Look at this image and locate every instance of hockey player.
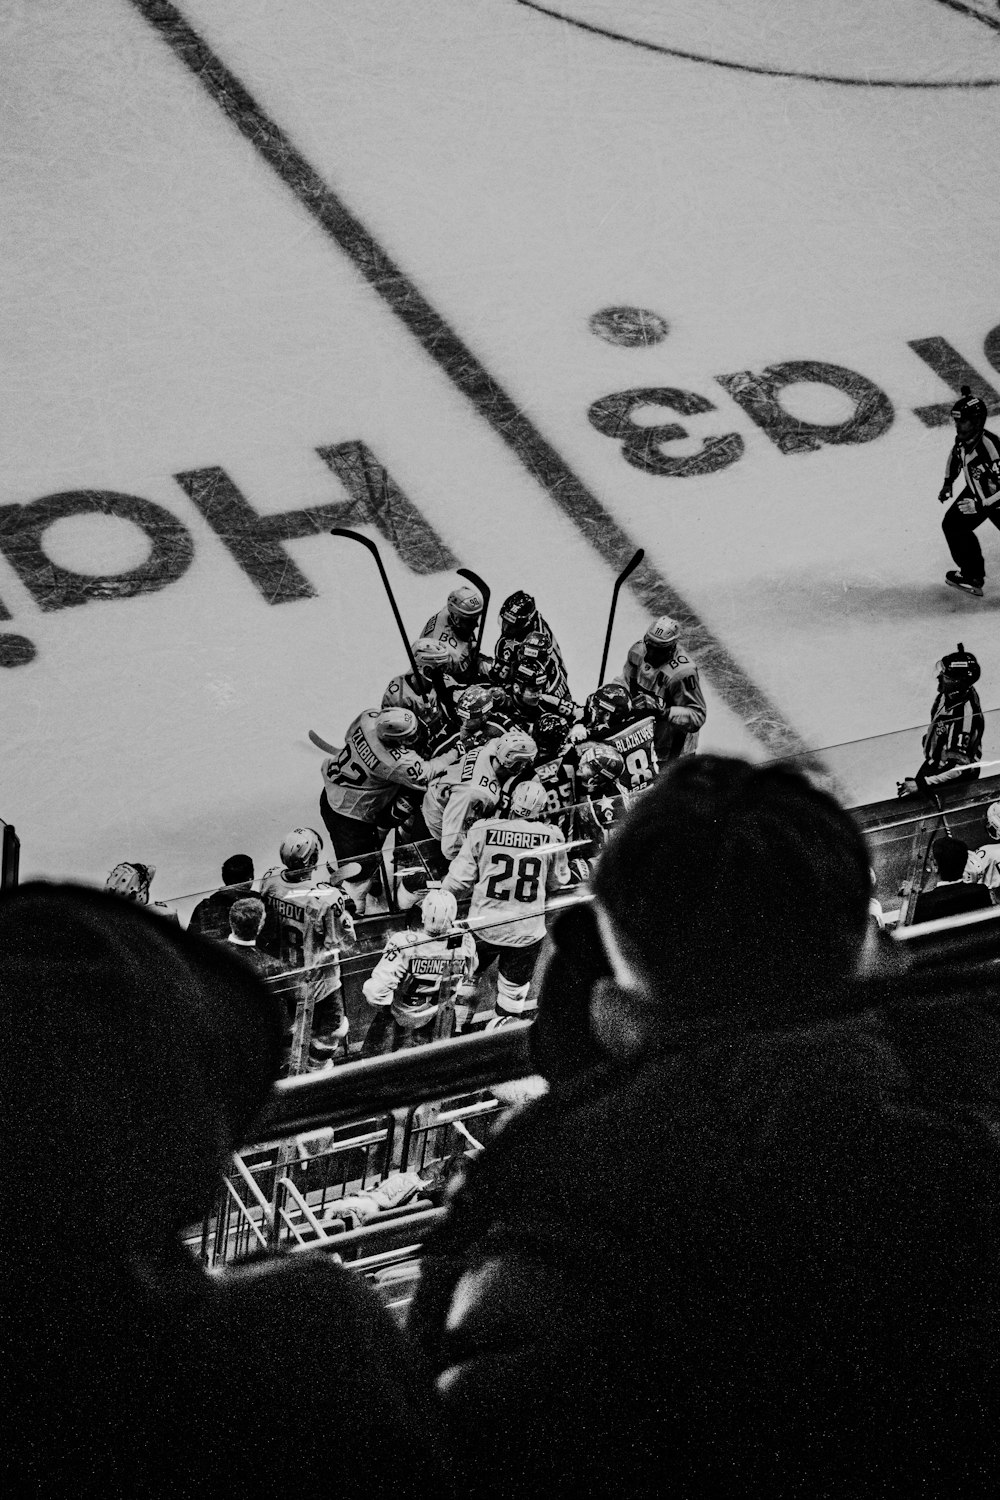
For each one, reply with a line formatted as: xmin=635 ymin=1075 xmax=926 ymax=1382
xmin=259 ymin=828 xmax=357 ymax=1072
xmin=569 ymin=683 xmax=659 ymax=792
xmin=618 ymin=617 xmax=706 ymax=766
xmin=420 ymin=584 xmax=485 ymax=683
xmin=897 ymin=645 xmax=984 ymax=798
xmin=531 ymin=712 xmax=578 ymax=826
xmin=361 ymin=888 xmax=478 ymax=1054
xmin=381 ymin=636 xmax=463 ymax=744
xmin=938 ymin=386 xmax=1000 ymax=597
xmin=105 ymin=862 xmax=179 ymax=923
xmin=443 ymin=778 xmax=570 ymax=1021
xmin=435 ymin=683 xmax=516 ymax=757
xmin=508 ymin=652 xmax=576 ymax=733
xmin=423 ymin=728 xmax=538 ymax=862
xmin=492 ymin=593 xmax=568 ymax=691
xmin=963 ymin=801 xmax=1000 ymax=900
xmin=320 ymin=707 xmax=458 ymax=912
xmin=569 ymin=743 xmax=633 ymax=882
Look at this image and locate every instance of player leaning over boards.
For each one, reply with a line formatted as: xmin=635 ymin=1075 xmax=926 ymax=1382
xmin=320 ymin=707 xmax=458 ymax=914
xmin=361 ymin=889 xmax=478 ymax=1055
xmin=897 ymin=645 xmax=984 ymax=799
xmin=616 ymin=616 xmax=707 ymax=767
xmin=939 ymin=385 xmax=1000 ymax=597
xmin=443 ymin=778 xmax=569 ymax=1022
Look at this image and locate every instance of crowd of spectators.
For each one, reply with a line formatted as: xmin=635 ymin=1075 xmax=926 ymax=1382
xmin=8 ymin=751 xmax=1000 ymax=1493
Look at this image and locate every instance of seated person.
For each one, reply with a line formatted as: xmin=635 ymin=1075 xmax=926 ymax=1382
xmin=187 ymin=853 xmax=256 ymax=939
xmin=409 ymin=756 xmax=1000 ymax=1497
xmin=912 ymin=835 xmax=994 ymax=924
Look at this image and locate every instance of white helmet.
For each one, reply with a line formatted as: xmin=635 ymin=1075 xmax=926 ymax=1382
xmin=411 ymin=636 xmax=458 ymax=672
xmin=279 ymin=827 xmax=322 ymax=872
xmin=509 ymin=779 xmax=548 ymax=820
xmin=495 ymin=730 xmax=537 ymax=771
xmin=421 ymin=887 xmax=458 ymax=935
xmin=105 ymin=862 xmax=154 ymax=903
xmin=987 ymin=801 xmax=1000 ymax=841
xmin=376 ymin=707 xmax=421 ymax=744
xmin=644 ymin=615 xmax=680 ymax=651
xmin=447 ymin=584 xmax=484 ymax=619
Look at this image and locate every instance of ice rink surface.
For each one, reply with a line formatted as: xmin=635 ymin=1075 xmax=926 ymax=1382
xmin=3 ymin=0 xmax=1000 ymax=896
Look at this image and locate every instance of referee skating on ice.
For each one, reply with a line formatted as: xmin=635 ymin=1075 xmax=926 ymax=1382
xmin=940 ymin=386 xmax=1000 ymax=597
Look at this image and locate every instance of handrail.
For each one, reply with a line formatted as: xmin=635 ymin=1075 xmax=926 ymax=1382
xmin=244 ymin=1022 xmax=535 ymax=1147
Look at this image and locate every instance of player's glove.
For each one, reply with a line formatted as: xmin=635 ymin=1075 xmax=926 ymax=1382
xmin=568 ymin=856 xmax=592 ymax=885
xmin=567 ymin=723 xmax=589 ymax=745
xmin=896 ymin=778 xmax=919 ymax=798
xmin=957 ymin=495 xmax=979 ymax=516
xmin=667 ymin=705 xmax=702 ymax=729
xmin=938 ymin=488 xmax=950 ymax=505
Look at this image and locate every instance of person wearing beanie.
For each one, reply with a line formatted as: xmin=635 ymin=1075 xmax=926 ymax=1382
xmin=0 ymin=883 xmax=455 ymax=1497
xmin=187 ymin=853 xmax=256 ymax=940
xmin=409 ymin=756 xmax=1000 ymax=1497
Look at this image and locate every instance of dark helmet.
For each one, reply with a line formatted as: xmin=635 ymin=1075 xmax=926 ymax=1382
xmin=511 ymin=659 xmax=546 ymax=705
xmin=584 ymin=683 xmax=632 ymax=737
xmin=498 ymin=591 xmax=538 ymax=640
xmin=936 ymin=642 xmax=981 ymax=691
xmin=456 ymin=683 xmax=504 ymax=722
xmin=517 ymin=630 xmax=552 ymax=668
xmin=534 ymin=713 xmax=570 ymax=761
xmin=951 ymin=385 xmax=988 ymax=444
xmin=578 ymin=742 xmax=626 ymax=793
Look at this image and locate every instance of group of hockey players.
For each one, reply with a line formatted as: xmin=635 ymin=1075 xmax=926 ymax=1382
xmin=99 ymin=591 xmax=706 ymax=1065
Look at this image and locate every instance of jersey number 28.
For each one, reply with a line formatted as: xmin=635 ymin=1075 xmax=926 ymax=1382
xmin=485 ymin=853 xmax=541 ymax=904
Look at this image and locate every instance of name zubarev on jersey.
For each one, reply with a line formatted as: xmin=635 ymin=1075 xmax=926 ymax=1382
xmin=485 ymin=828 xmax=553 ymax=851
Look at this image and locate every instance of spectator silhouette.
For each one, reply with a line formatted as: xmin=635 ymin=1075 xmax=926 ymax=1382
xmin=187 ymin=853 xmax=255 ymax=939
xmin=0 ymin=882 xmax=454 ymax=1497
xmin=410 ymin=755 xmax=1000 ymax=1497
xmin=912 ymin=836 xmax=993 ymax=925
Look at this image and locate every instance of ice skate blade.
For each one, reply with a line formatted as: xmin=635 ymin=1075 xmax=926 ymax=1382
xmin=945 ymin=574 xmax=984 ymax=598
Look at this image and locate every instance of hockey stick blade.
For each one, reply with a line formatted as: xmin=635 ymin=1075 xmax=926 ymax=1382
xmin=598 ymin=548 xmax=644 ymax=689
xmin=308 ymin=729 xmax=341 ymax=755
xmin=456 ymin=566 xmax=491 ymax=660
xmin=331 ymin=527 xmax=420 ymax=679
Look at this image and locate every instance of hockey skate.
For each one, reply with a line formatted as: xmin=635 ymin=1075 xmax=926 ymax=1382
xmin=945 ymin=570 xmax=983 ymax=597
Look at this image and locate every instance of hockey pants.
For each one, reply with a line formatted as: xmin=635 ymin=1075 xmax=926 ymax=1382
xmin=942 ymin=498 xmax=1000 ymax=585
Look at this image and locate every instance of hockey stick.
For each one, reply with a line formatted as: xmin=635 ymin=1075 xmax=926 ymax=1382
xmin=456 ymin=567 xmax=491 ymax=661
xmin=331 ymin=527 xmax=420 ymax=680
xmin=597 ymin=548 xmax=644 ymax=689
xmin=308 ymin=728 xmax=341 ymax=755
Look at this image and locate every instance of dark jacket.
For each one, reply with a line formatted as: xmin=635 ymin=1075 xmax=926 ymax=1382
xmin=186 ymin=879 xmax=257 ymax=940
xmin=912 ymin=879 xmax=993 ymax=925
xmin=409 ymin=987 xmax=1000 ymax=1497
xmin=0 ymin=883 xmax=453 ymax=1498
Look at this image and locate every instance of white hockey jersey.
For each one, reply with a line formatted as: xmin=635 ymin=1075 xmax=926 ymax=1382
xmin=259 ymin=868 xmax=356 ymax=1002
xmin=362 ymin=926 xmax=478 ymax=1027
xmin=444 ymin=813 xmax=570 ymax=947
xmin=322 ymin=709 xmax=447 ymax=823
xmin=423 ymin=737 xmax=505 ymax=859
xmin=964 ymin=843 xmax=1000 ymax=896
xmin=421 ymin=607 xmax=477 ymax=681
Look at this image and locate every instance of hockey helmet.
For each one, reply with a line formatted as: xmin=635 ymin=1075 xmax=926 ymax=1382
xmin=951 ymin=385 xmax=988 ymax=443
xmin=495 ymin=729 xmax=537 ymax=771
xmin=517 ymin=630 xmax=552 ymax=668
xmin=280 ymin=827 xmax=323 ymax=873
xmin=498 ymin=591 xmax=538 ymax=640
xmin=105 ymin=861 xmax=154 ymax=903
xmin=421 ymin=886 xmax=458 ymax=935
xmin=577 ymin=742 xmax=625 ymax=792
xmin=511 ymin=659 xmax=546 ymax=703
xmin=456 ymin=683 xmax=501 ymax=721
xmin=936 ymin=642 xmax=981 ymax=690
xmin=509 ymin=779 xmax=549 ymax=820
xmin=534 ymin=712 xmax=569 ymax=761
xmin=986 ymin=802 xmax=1000 ymax=842
xmin=584 ymin=682 xmax=632 ymax=736
xmin=644 ymin=616 xmax=680 ymax=652
xmin=411 ymin=636 xmax=458 ymax=672
xmin=376 ymin=707 xmax=421 ymax=744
